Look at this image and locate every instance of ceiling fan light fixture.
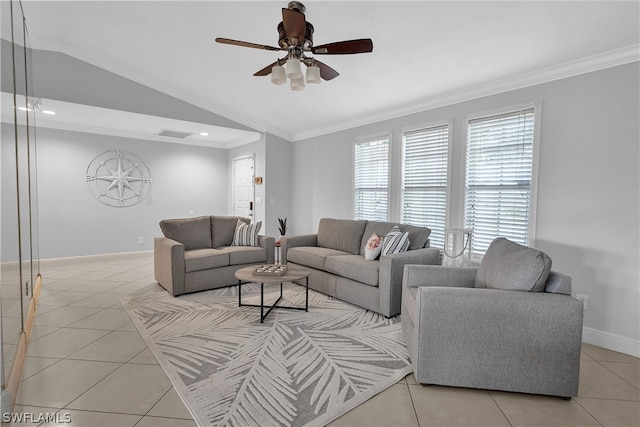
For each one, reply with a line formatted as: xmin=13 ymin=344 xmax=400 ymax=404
xmin=306 ymin=64 xmax=321 ymax=84
xmin=271 ymin=64 xmax=287 ymax=85
xmin=290 ymin=76 xmax=305 ymax=91
xmin=286 ymin=57 xmax=303 ymax=80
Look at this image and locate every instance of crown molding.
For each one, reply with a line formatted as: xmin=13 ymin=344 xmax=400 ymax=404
xmin=26 ymin=39 xmax=639 ymax=144
xmin=290 ymin=44 xmax=640 ymax=142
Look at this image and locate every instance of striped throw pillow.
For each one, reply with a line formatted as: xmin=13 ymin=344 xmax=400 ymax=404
xmin=381 ymin=225 xmax=410 ymax=255
xmin=231 ymin=220 xmax=262 ymax=247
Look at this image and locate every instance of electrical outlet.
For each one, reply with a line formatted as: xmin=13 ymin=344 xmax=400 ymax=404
xmin=138 ymin=237 xmax=144 ymax=245
xmin=576 ymin=293 xmax=588 ymax=310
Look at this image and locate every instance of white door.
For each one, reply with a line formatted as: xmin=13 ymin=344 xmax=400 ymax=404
xmin=233 ymin=156 xmax=255 ymax=219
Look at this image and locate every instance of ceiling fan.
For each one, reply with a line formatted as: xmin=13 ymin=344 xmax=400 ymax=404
xmin=215 ymin=1 xmax=373 ymax=90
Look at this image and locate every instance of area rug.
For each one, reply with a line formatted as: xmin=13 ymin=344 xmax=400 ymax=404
xmin=121 ymin=283 xmax=412 ymax=427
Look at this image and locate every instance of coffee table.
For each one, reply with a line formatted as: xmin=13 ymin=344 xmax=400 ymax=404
xmin=235 ymin=265 xmax=310 ymax=323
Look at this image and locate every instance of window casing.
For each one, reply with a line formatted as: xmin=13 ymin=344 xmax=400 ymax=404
xmin=401 ymin=124 xmax=449 ymax=248
xmin=354 ymin=136 xmax=390 ymax=221
xmin=464 ymin=108 xmax=536 ymax=255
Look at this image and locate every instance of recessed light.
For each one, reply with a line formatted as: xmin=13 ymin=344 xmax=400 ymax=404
xmin=17 ymin=106 xmax=33 ymax=112
xmin=199 ymin=132 xmax=209 ymax=136
xmin=42 ymin=110 xmax=56 ymax=115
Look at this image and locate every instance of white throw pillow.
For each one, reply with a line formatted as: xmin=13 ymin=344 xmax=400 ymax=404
xmin=231 ymin=220 xmax=262 ymax=246
xmin=381 ymin=225 xmax=410 ymax=255
xmin=364 ymin=233 xmax=383 ymax=261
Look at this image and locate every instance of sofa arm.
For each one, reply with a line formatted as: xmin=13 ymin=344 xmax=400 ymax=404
xmin=154 ymin=237 xmax=186 ymax=296
xmin=281 ymin=234 xmax=318 ymax=263
xmin=414 ymin=287 xmax=583 ymax=397
xmin=259 ymin=235 xmax=276 ymax=264
xmin=403 ymin=265 xmax=477 ymax=289
xmin=378 ymin=247 xmax=441 ymax=317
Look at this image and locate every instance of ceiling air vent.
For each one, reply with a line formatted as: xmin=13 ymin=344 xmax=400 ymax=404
xmin=156 ymin=129 xmax=194 ymax=139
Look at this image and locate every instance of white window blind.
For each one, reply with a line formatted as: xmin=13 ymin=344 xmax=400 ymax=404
xmin=354 ymin=137 xmax=389 ymax=221
xmin=465 ymin=108 xmax=535 ymax=255
xmin=401 ymin=125 xmax=449 ymax=248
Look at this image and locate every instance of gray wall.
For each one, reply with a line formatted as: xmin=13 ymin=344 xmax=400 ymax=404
xmin=1 ymin=125 xmax=229 ymax=260
xmin=290 ymin=63 xmax=640 ymax=355
xmin=0 ymin=40 xmax=254 ymax=132
xmin=265 ymin=133 xmax=292 ymax=238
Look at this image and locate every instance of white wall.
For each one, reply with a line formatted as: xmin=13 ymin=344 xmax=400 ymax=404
xmin=291 ymin=63 xmax=640 ymax=356
xmin=1 ymin=126 xmax=229 ymax=260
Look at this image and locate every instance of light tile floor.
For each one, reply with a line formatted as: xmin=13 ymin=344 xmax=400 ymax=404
xmin=2 ymin=252 xmax=638 ymax=427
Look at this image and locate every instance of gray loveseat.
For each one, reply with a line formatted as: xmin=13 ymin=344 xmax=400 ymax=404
xmin=401 ymin=237 xmax=583 ymax=398
xmin=154 ymin=215 xmax=274 ymax=296
xmin=282 ymin=218 xmax=441 ymax=317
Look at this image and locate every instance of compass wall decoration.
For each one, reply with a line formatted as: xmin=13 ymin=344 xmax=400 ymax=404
xmin=85 ymin=150 xmax=152 ymax=208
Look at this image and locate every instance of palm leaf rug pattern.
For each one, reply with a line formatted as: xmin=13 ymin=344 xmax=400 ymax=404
xmin=121 ymin=284 xmax=412 ymax=427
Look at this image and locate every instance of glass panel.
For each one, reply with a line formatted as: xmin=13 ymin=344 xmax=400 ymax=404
xmin=1 ymin=0 xmax=40 ymax=397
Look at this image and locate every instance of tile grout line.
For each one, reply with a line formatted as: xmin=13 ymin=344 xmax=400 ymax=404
xmin=486 ymin=390 xmax=514 ymax=427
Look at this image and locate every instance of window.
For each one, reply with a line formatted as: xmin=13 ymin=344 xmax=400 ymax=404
xmin=465 ymin=108 xmax=535 ymax=255
xmin=401 ymin=124 xmax=449 ymax=248
xmin=354 ymin=136 xmax=389 ymax=221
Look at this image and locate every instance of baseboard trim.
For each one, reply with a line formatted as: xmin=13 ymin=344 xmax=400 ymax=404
xmin=582 ymin=326 xmax=640 ymax=358
xmin=1 ymin=250 xmax=153 ymax=267
xmin=6 ymin=274 xmax=42 ymax=409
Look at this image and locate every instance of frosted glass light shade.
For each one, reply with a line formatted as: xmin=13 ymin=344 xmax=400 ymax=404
xmin=306 ymin=65 xmax=321 ymax=84
xmin=290 ymin=76 xmax=305 ymax=91
xmin=286 ymin=58 xmax=303 ymax=80
xmin=271 ymin=65 xmax=286 ymax=85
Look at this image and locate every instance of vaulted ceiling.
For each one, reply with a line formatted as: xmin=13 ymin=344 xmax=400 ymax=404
xmin=13 ymin=1 xmax=640 ymax=142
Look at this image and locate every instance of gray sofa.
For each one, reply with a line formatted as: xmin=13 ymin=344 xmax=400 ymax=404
xmin=401 ymin=237 xmax=583 ymax=398
xmin=282 ymin=218 xmax=441 ymax=317
xmin=154 ymin=215 xmax=274 ymax=296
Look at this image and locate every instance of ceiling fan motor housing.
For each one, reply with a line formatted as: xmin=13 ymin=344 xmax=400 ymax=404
xmin=277 ymin=21 xmax=314 ymax=49
xmin=287 ymin=1 xmax=306 ymax=14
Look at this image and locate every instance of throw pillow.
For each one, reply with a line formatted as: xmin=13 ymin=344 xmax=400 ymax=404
xmin=381 ymin=225 xmax=410 ymax=255
xmin=364 ymin=233 xmax=383 ymax=261
xmin=231 ymin=220 xmax=262 ymax=247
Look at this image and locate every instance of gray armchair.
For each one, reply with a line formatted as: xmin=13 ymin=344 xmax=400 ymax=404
xmin=401 ymin=238 xmax=583 ymax=398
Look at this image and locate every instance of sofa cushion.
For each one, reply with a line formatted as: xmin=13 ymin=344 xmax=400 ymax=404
xmin=360 ymin=221 xmax=431 ymax=254
xmin=381 ymin=225 xmax=410 ymax=255
xmin=184 ymin=248 xmax=229 ymax=272
xmin=317 ymin=218 xmax=367 ymax=255
xmin=212 ymin=216 xmax=250 ymax=248
xmin=287 ymin=246 xmax=351 ymax=270
xmin=475 ymin=238 xmax=552 ymax=292
xmin=160 ymin=216 xmax=212 ymax=250
xmin=401 ymin=224 xmax=432 ymax=250
xmin=364 ymin=233 xmax=383 ymax=261
xmin=231 ymin=220 xmax=262 ymax=246
xmin=217 ymin=246 xmax=267 ymax=265
xmin=325 ymin=255 xmax=379 ymax=287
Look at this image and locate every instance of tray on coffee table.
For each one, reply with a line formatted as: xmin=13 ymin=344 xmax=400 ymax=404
xmin=252 ymin=265 xmax=288 ymax=276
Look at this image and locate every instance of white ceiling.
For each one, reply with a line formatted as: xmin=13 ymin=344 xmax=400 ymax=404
xmin=13 ymin=1 xmax=640 ymax=143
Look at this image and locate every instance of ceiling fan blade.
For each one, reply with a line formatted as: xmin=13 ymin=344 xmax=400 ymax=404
xmin=282 ymin=8 xmax=306 ymax=45
xmin=254 ymin=56 xmax=289 ymax=76
xmin=215 ymin=37 xmax=282 ymax=52
xmin=313 ymin=59 xmax=340 ymax=81
xmin=312 ymin=39 xmax=374 ymax=55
